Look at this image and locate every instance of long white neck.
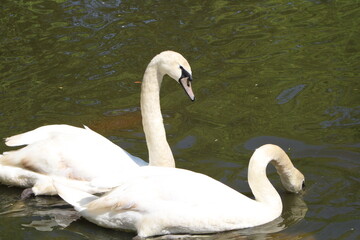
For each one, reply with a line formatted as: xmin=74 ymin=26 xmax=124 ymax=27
xmin=247 ymin=144 xmax=295 ymax=214
xmin=140 ymin=63 xmax=175 ymax=167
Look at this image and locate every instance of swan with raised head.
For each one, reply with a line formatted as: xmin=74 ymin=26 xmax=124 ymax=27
xmin=0 ymin=51 xmax=195 ymax=197
xmin=54 ymin=144 xmax=305 ymax=238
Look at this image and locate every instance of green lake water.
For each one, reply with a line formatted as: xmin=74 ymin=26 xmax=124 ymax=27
xmin=0 ymin=0 xmax=359 ymax=239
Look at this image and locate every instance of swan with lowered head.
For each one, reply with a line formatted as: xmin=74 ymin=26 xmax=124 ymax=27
xmin=0 ymin=51 xmax=195 ymax=197
xmin=55 ymin=144 xmax=305 ymax=238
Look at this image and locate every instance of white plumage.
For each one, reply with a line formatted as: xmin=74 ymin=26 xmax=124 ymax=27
xmin=55 ymin=144 xmax=305 ymax=238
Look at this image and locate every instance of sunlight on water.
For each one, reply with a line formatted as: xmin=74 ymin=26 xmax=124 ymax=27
xmin=0 ymin=0 xmax=359 ymax=239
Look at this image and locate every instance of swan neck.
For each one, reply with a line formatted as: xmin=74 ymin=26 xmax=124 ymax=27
xmin=140 ymin=63 xmax=175 ymax=167
xmin=248 ymin=145 xmax=284 ymax=212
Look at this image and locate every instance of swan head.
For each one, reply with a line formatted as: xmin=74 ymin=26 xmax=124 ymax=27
xmin=279 ymin=167 xmax=305 ymax=193
xmin=153 ymin=51 xmax=195 ymax=101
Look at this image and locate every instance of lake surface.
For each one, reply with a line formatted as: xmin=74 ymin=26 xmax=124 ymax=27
xmin=0 ymin=0 xmax=359 ymax=239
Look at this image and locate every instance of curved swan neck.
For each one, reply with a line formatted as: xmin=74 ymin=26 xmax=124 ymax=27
xmin=248 ymin=144 xmax=288 ymax=210
xmin=140 ymin=62 xmax=175 ymax=168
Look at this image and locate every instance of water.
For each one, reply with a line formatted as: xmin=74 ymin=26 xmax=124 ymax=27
xmin=0 ymin=0 xmax=359 ymax=239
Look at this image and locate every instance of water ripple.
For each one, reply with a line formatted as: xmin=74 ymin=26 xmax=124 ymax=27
xmin=103 ymin=107 xmax=139 ymax=116
xmin=276 ymin=84 xmax=306 ymax=104
xmin=321 ymin=106 xmax=360 ymax=128
xmin=61 ymin=0 xmax=124 ymax=31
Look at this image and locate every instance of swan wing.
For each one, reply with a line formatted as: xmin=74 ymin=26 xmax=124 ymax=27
xmin=1 ymin=125 xmax=145 ymax=179
xmin=54 ymin=180 xmax=99 ymax=212
xmin=0 ymin=125 xmax=147 ymax=195
xmin=5 ymin=125 xmax=85 ymax=146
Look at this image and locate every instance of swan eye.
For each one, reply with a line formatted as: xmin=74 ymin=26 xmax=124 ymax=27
xmin=302 ymin=180 xmax=306 ymax=189
xmin=179 ymin=65 xmax=192 ymax=82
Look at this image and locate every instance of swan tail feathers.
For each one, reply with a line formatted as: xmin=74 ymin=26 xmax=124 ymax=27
xmin=5 ymin=133 xmax=30 ymax=147
xmin=54 ymin=180 xmax=99 ymax=212
xmin=0 ymin=151 xmax=20 ymax=165
xmin=4 ymin=125 xmax=79 ymax=147
xmin=0 ymin=149 xmax=38 ymax=168
xmin=0 ymin=164 xmax=42 ymax=189
xmin=4 ymin=126 xmax=52 ymax=147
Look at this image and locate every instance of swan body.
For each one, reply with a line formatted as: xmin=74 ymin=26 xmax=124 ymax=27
xmin=55 ymin=144 xmax=305 ymax=238
xmin=0 ymin=51 xmax=195 ymax=196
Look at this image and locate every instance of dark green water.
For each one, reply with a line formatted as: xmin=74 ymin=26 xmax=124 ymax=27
xmin=0 ymin=0 xmax=359 ymax=239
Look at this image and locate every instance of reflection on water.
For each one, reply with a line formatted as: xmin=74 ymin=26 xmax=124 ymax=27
xmin=276 ymin=84 xmax=306 ymax=105
xmin=321 ymin=106 xmax=360 ymax=128
xmin=0 ymin=0 xmax=359 ymax=239
xmin=0 ymin=193 xmax=80 ymax=232
xmin=243 ymin=135 xmax=360 ymax=164
xmin=62 ymin=0 xmax=123 ymax=31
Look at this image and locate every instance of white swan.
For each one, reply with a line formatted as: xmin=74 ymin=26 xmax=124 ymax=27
xmin=0 ymin=51 xmax=195 ymax=197
xmin=54 ymin=144 xmax=305 ymax=238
